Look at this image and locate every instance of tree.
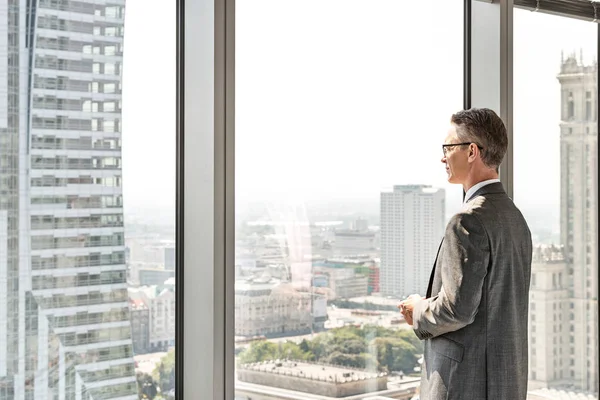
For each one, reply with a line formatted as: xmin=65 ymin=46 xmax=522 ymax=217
xmin=299 ymin=339 xmax=310 ymax=353
xmin=238 ymin=341 xmax=278 ymax=364
xmin=136 ymin=372 xmax=157 ymax=400
xmin=153 ymin=350 xmax=175 ymax=393
xmin=236 ymin=325 xmax=423 ymax=373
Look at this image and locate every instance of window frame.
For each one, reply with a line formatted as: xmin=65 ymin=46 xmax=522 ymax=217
xmin=177 ymin=0 xmax=599 ymax=398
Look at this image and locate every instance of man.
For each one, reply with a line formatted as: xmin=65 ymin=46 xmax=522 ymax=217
xmin=399 ymin=108 xmax=532 ymax=400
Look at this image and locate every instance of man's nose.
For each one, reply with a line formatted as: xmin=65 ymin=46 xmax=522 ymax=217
xmin=441 ymin=156 xmax=447 ymax=164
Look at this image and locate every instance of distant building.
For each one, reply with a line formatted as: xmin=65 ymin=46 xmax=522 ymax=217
xmin=527 ymin=388 xmax=599 ymax=400
xmin=380 ymin=185 xmax=445 ymax=298
xmin=139 ymin=268 xmax=175 ymax=286
xmin=130 ymin=299 xmax=151 ymax=355
xmin=165 ymin=246 xmax=175 ymax=270
xmin=353 ymin=217 xmax=370 ymax=232
xmin=129 ymin=285 xmax=176 ymax=352
xmin=235 ymin=278 xmax=327 ymax=337
xmin=313 ymin=266 xmax=369 ymax=300
xmin=557 ymin=55 xmax=598 ymax=393
xmin=237 ymin=360 xmax=388 ymax=398
xmin=333 ymin=230 xmax=376 ymax=256
xmin=528 ymin=245 xmax=570 ymax=389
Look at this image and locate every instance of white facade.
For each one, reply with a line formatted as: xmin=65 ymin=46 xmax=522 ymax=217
xmin=235 ymin=279 xmax=324 ymax=337
xmin=528 ymin=245 xmax=570 ymax=389
xmin=333 ymin=231 xmax=376 ymax=256
xmin=129 ymin=286 xmax=175 ymax=350
xmin=557 ymin=56 xmax=598 ymax=394
xmin=380 ymin=185 xmax=445 ymax=298
xmin=0 ymin=1 xmax=137 ymax=399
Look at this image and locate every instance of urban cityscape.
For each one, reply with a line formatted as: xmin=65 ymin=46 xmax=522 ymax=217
xmin=0 ymin=1 xmax=597 ymax=400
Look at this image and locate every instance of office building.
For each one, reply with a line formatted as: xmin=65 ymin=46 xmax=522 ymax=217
xmin=0 ymin=1 xmax=136 ymax=398
xmin=380 ymin=185 xmax=445 ymax=297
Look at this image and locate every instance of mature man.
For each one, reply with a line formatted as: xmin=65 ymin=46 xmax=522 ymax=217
xmin=399 ymin=108 xmax=532 ymax=399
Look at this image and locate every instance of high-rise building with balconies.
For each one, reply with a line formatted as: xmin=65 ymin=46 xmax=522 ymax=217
xmin=0 ymin=1 xmax=136 ymax=399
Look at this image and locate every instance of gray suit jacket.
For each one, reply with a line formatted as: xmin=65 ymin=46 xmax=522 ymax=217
xmin=412 ymin=182 xmax=532 ymax=400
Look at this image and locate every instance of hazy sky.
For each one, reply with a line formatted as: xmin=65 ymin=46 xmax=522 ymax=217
xmin=121 ymin=1 xmax=597 ymax=234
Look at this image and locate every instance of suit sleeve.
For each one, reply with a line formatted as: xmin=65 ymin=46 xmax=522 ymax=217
xmin=412 ymin=212 xmax=490 ymax=340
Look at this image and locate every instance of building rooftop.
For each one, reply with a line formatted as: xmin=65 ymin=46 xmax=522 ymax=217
xmin=527 ymin=388 xmax=599 ymax=400
xmin=532 ymin=244 xmax=565 ymax=263
xmin=239 ymin=360 xmax=385 ymax=383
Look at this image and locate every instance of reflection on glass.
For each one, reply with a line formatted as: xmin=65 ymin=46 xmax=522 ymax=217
xmin=235 ymin=1 xmax=462 ymax=399
xmin=514 ymin=9 xmax=599 ymax=397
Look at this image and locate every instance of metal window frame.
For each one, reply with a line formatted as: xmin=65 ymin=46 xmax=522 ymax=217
xmin=176 ymin=0 xmax=235 ymax=398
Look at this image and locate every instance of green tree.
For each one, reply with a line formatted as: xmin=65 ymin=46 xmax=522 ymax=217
xmin=299 ymin=339 xmax=310 ymax=353
xmin=236 ymin=325 xmax=423 ymax=373
xmin=238 ymin=341 xmax=278 ymax=364
xmin=153 ymin=350 xmax=175 ymax=393
xmin=136 ymin=372 xmax=157 ymax=400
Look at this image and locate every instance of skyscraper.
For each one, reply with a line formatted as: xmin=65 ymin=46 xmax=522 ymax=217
xmin=0 ymin=1 xmax=136 ymax=399
xmin=557 ymin=55 xmax=598 ymax=393
xmin=380 ymin=185 xmax=445 ymax=298
xmin=527 ymin=245 xmax=570 ymax=389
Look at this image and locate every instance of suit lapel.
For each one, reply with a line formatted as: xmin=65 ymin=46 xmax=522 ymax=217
xmin=426 ymin=238 xmax=444 ymax=298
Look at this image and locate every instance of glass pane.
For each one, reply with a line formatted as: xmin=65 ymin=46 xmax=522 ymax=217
xmin=235 ymin=1 xmax=462 ymax=398
xmin=0 ymin=0 xmax=175 ymax=399
xmin=514 ymin=9 xmax=599 ymax=397
xmin=123 ymin=0 xmax=176 ymax=399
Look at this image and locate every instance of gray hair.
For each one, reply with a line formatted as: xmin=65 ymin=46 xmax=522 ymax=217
xmin=450 ymin=108 xmax=508 ymax=170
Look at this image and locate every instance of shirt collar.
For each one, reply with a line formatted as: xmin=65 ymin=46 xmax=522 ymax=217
xmin=464 ymin=178 xmax=501 ymax=204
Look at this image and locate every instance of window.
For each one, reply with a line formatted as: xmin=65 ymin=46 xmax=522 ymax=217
xmin=514 ymin=9 xmax=598 ymax=394
xmin=104 ymin=63 xmax=115 ymax=75
xmin=0 ymin=0 xmax=175 ymax=398
xmin=586 ymin=91 xmax=592 ymax=120
xmin=104 ymin=83 xmax=116 ymax=94
xmin=235 ymin=1 xmax=462 ymax=398
xmin=568 ymin=92 xmax=575 ymax=118
xmin=105 ymin=45 xmax=116 ymax=56
xmin=104 ymin=102 xmax=116 ymax=112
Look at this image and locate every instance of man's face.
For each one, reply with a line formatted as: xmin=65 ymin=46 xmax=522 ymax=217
xmin=442 ymin=125 xmax=469 ymax=184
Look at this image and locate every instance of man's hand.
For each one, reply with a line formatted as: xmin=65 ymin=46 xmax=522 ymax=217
xmin=397 ymin=294 xmax=424 ymax=326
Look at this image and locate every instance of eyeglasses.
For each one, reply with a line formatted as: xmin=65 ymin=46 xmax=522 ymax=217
xmin=442 ymin=142 xmax=483 ymax=157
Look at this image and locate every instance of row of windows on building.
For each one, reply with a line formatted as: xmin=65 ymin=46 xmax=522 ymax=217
xmin=34 ymin=76 xmax=121 ymax=94
xmin=32 ymin=252 xmax=125 ymax=270
xmin=39 ymin=0 xmax=124 ymax=19
xmin=32 ymin=117 xmax=121 ymax=133
xmin=31 ymin=233 xmax=124 ymax=250
xmin=31 ymin=155 xmax=121 ymax=169
xmin=37 ymin=289 xmax=128 ymax=309
xmin=31 ymin=213 xmax=124 ymax=230
xmin=35 ymin=56 xmax=122 ymax=76
xmin=31 ymin=176 xmax=122 ymax=188
xmin=37 ymin=37 xmax=123 ymax=53
xmin=31 ymin=194 xmax=123 ymax=208
xmin=32 ymin=136 xmax=121 ymax=151
xmin=33 ymin=97 xmax=121 ymax=113
xmin=47 ymin=307 xmax=129 ymax=328
xmin=32 ymin=270 xmax=126 ymax=290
